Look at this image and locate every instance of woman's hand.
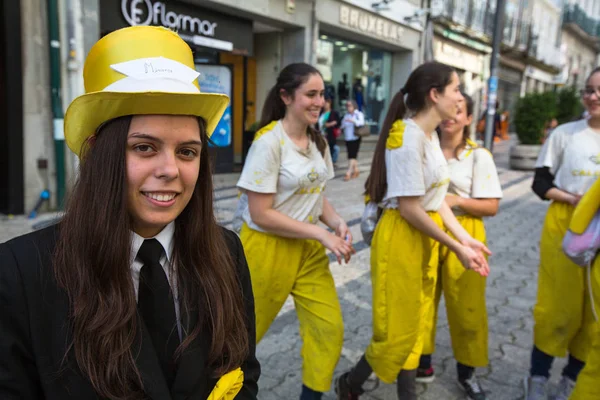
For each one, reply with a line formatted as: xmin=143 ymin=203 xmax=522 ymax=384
xmin=318 ymin=230 xmax=355 ymax=265
xmin=325 ymin=120 xmax=338 ymax=128
xmin=567 ymin=194 xmax=582 ymax=206
xmin=455 ymin=244 xmax=490 ymax=277
xmin=334 ymin=220 xmax=353 ymax=245
xmin=462 ymin=236 xmax=492 ymax=258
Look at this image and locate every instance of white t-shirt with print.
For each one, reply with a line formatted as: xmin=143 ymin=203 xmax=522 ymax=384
xmin=383 ymin=119 xmax=450 ymax=212
xmin=536 ymin=119 xmax=600 ymax=195
xmin=447 ymin=142 xmax=503 ymax=215
xmin=237 ymin=120 xmax=335 ymax=232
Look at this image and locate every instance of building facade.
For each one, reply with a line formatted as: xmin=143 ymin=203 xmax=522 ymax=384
xmin=5 ymin=0 xmax=422 ymax=215
xmin=560 ymin=0 xmax=600 ymax=88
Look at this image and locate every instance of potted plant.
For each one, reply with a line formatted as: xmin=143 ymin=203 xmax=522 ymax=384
xmin=556 ymin=86 xmax=584 ymax=124
xmin=509 ymin=91 xmax=557 ymax=170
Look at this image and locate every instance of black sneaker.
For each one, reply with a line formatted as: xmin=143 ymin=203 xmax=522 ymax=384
xmin=335 ymin=372 xmax=364 ymax=400
xmin=415 ymin=367 xmax=435 ymax=383
xmin=458 ymin=376 xmax=486 ymax=400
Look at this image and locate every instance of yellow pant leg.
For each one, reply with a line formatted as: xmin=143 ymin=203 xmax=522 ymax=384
xmin=534 ymin=202 xmax=594 ymax=360
xmin=365 ymin=210 xmax=441 ymax=383
xmin=570 ymin=258 xmax=600 ymax=400
xmin=442 ymin=216 xmax=489 ymax=367
xmin=291 ymin=239 xmax=344 ymax=392
xmin=240 ymin=224 xmax=302 ymax=342
xmin=422 ymin=261 xmax=443 ymax=356
xmin=405 ymin=214 xmax=442 ymax=370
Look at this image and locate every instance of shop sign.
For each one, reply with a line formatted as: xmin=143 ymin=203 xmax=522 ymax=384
xmin=434 ymin=39 xmax=484 ymax=74
xmin=339 ymin=4 xmax=404 ymax=43
xmin=525 ymin=65 xmax=559 ymax=84
xmin=103 ymin=0 xmax=254 ymax=55
xmin=122 ymin=0 xmax=218 ymax=37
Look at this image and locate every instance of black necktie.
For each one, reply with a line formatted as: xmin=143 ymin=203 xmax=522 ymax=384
xmin=137 ymin=239 xmax=180 ymax=387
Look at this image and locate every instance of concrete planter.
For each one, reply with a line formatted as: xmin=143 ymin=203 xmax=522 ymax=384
xmin=509 ymin=143 xmax=542 ymax=170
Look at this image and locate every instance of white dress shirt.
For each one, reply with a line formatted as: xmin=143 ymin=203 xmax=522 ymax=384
xmin=130 ymin=222 xmax=182 ymax=339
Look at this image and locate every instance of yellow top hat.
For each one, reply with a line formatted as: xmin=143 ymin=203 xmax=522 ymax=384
xmin=64 ymin=25 xmax=229 ymax=156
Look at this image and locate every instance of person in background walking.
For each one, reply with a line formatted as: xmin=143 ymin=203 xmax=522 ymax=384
xmin=341 ymin=100 xmax=365 ymax=181
xmin=0 ymin=26 xmax=259 ymax=399
xmin=335 ymin=61 xmax=491 ymax=400
xmin=237 ymin=63 xmax=355 ymax=400
xmin=318 ymin=95 xmax=341 ymax=166
xmin=417 ymin=92 xmax=502 ymax=400
xmin=525 ymin=66 xmax=600 ymax=400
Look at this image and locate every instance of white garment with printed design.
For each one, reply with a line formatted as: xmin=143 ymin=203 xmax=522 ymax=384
xmin=446 ymin=143 xmax=503 ymax=215
xmin=536 ymin=119 xmax=600 ymax=195
xmin=237 ymin=120 xmax=335 ymax=232
xmin=383 ymin=119 xmax=450 ymax=211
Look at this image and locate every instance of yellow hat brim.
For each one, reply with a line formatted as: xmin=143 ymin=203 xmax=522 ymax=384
xmin=64 ymin=90 xmax=229 ymax=156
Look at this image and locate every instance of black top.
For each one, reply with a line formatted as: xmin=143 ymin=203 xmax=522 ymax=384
xmin=0 ymin=224 xmax=260 ymax=400
xmin=532 ymin=166 xmax=556 ymax=201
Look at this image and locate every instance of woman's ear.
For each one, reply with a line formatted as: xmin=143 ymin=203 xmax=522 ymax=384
xmin=466 ymin=114 xmax=474 ymax=125
xmin=280 ymin=89 xmax=292 ymax=106
xmin=428 ymin=87 xmax=441 ymax=105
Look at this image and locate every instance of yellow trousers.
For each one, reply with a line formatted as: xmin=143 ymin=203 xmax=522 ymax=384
xmin=570 ymin=256 xmax=600 ymax=400
xmin=365 ymin=209 xmax=442 ymax=383
xmin=240 ymin=224 xmax=344 ymax=393
xmin=423 ymin=215 xmax=488 ymax=367
xmin=534 ymin=202 xmax=596 ymax=361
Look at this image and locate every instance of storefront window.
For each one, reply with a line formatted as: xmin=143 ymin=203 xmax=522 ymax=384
xmin=316 ymin=34 xmax=391 ymax=134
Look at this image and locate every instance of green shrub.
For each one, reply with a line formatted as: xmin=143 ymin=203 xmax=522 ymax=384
xmin=556 ymin=86 xmax=584 ymax=124
xmin=514 ymin=91 xmax=557 ymax=145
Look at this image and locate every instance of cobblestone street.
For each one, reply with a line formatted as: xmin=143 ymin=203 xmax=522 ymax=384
xmin=0 ymin=137 xmax=561 ymax=400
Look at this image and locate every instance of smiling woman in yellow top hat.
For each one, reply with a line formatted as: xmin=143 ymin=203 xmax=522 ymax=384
xmin=0 ymin=26 xmax=260 ymax=400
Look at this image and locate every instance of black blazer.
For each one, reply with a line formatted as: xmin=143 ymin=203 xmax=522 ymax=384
xmin=0 ymin=225 xmax=260 ymax=399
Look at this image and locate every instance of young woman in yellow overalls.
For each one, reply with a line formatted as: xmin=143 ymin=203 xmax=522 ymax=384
xmin=335 ymin=62 xmax=491 ymax=400
xmin=417 ymin=93 xmax=502 ymax=400
xmin=568 ymin=177 xmax=600 ymax=400
xmin=525 ymin=67 xmax=600 ymax=400
xmin=237 ymin=63 xmax=355 ymax=400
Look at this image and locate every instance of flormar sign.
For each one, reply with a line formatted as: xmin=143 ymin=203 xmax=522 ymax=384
xmin=121 ymin=0 xmax=218 ymax=36
xmin=339 ymin=4 xmax=404 ymax=43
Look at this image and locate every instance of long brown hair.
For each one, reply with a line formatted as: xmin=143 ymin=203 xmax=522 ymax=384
xmin=260 ymin=62 xmax=327 ymax=156
xmin=365 ymin=61 xmax=455 ymax=204
xmin=54 ymin=116 xmax=248 ymax=399
xmin=438 ymin=91 xmax=475 ymax=158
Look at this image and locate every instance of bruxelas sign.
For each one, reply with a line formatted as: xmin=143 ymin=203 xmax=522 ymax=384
xmin=339 ymin=4 xmax=404 ymax=42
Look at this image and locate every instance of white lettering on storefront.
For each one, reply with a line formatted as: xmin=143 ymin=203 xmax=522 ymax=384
xmin=339 ymin=4 xmax=404 ymax=43
xmin=121 ymin=0 xmax=218 ymax=37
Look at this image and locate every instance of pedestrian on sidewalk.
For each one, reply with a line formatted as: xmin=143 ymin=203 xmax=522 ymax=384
xmin=0 ymin=26 xmax=259 ymax=399
xmin=318 ymin=95 xmax=341 ymax=165
xmin=525 ymin=66 xmax=600 ymax=400
xmin=417 ymin=92 xmax=503 ymax=400
xmin=335 ymin=61 xmax=491 ymax=400
xmin=567 ymin=177 xmax=600 ymax=400
xmin=341 ymin=100 xmax=365 ymax=181
xmin=237 ymin=63 xmax=355 ymax=400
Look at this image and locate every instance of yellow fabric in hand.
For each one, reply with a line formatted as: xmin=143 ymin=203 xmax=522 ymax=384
xmin=207 ymin=368 xmax=244 ymax=400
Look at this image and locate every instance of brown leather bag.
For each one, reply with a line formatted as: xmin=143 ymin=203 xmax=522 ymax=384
xmin=355 ymin=124 xmax=370 ymax=137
